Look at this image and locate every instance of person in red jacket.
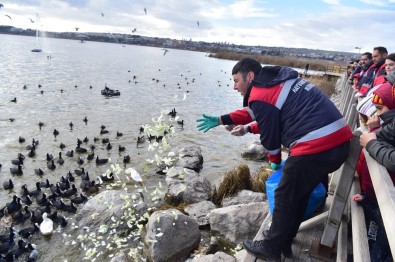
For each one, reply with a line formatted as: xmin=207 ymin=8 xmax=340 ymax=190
xmin=353 ymin=80 xmax=395 ymax=262
xmin=197 ymin=58 xmax=352 ymax=261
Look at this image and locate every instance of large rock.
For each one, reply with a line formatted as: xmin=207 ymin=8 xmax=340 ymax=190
xmin=240 ymin=141 xmax=267 ymax=161
xmin=209 ymin=202 xmax=269 ymax=244
xmin=76 ymin=190 xmax=148 ymax=231
xmin=175 ymin=145 xmax=204 ymax=171
xmin=222 ymin=190 xmax=266 ymax=207
xmin=192 ymin=251 xmax=236 ymax=262
xmin=165 ymin=166 xmax=211 ymax=204
xmin=145 ymin=209 xmax=201 ymax=262
xmin=184 ymin=201 xmax=217 ymax=226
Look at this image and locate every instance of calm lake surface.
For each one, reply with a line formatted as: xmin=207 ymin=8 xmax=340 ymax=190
xmin=0 ymin=34 xmax=263 ymax=261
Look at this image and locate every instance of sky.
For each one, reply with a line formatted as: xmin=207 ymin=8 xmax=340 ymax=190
xmin=0 ymin=0 xmax=395 ymax=53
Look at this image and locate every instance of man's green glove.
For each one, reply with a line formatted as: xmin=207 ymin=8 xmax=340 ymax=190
xmin=270 ymin=162 xmax=282 ymax=170
xmin=196 ymin=114 xmax=219 ymax=133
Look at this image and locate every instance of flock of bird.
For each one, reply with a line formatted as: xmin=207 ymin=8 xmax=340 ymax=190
xmin=0 ymin=4 xmax=200 ymax=37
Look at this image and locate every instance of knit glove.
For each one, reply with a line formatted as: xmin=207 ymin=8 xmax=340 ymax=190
xmin=196 ymin=114 xmax=219 ymax=133
xmin=270 ymin=162 xmax=282 ymax=170
xmin=230 ymin=125 xmax=249 ymax=136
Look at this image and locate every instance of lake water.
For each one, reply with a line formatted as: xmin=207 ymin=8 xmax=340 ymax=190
xmin=0 ymin=34 xmax=264 ymax=261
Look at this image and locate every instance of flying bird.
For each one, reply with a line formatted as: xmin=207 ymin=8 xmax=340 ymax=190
xmin=162 ymin=49 xmax=169 ymax=56
xmin=0 ymin=4 xmax=3 ymax=9
xmin=75 ymin=27 xmax=79 ymax=31
xmin=197 ymin=20 xmax=199 ymax=27
xmin=144 ymin=7 xmax=147 ymax=15
xmin=4 ymin=14 xmax=11 ymax=20
xmin=101 ymin=12 xmax=104 ymax=17
xmin=28 ymin=18 xmax=34 ymax=23
xmin=132 ymin=28 xmax=137 ymax=33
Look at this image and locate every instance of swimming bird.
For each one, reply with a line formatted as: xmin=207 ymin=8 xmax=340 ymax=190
xmin=39 ymin=213 xmax=53 ymax=236
xmin=74 ymin=167 xmax=85 ymax=176
xmin=61 ymin=184 xmax=77 ymax=197
xmin=95 ymin=155 xmax=108 ymax=165
xmin=83 ymin=116 xmax=88 ymax=124
xmin=101 ymin=172 xmax=114 ymax=182
xmin=11 ymin=153 xmax=24 ymax=165
xmin=118 ymin=144 xmax=125 ymax=152
xmin=87 ymin=151 xmax=95 ymax=161
xmin=57 ymin=152 xmax=64 ymax=165
xmin=76 ymin=156 xmax=84 ymax=165
xmin=123 ymin=155 xmax=130 ymax=164
xmin=76 ymin=143 xmax=87 ymax=153
xmin=102 ymin=137 xmax=109 ymax=144
xmin=60 ymin=142 xmax=66 ymax=149
xmin=69 ymin=122 xmax=73 ymax=130
xmin=36 ymin=193 xmax=49 ymax=207
xmin=39 ymin=179 xmax=50 ymax=188
xmin=18 ymin=223 xmax=39 ymax=238
xmin=83 ymin=136 xmax=89 ymax=143
xmin=38 ymin=122 xmax=44 ymax=129
xmin=34 ymin=168 xmax=44 ymax=176
xmin=46 ymin=153 xmax=53 ymax=162
xmin=106 ymin=142 xmax=112 ymax=150
xmin=21 ymin=195 xmax=32 ymax=206
xmin=28 ymin=182 xmax=41 ymax=197
xmin=70 ymin=193 xmax=88 ymax=204
xmin=6 ymin=195 xmax=22 ymax=214
xmin=116 ymin=131 xmax=123 ymax=137
xmin=65 ymin=171 xmax=75 ymax=182
xmin=18 ymin=136 xmax=25 ymax=143
xmin=28 ymin=147 xmax=36 ymax=158
xmin=10 ymin=164 xmax=23 ymax=175
xmin=53 ymin=129 xmax=59 ymax=137
xmin=47 ymin=160 xmax=56 ymax=170
xmin=3 ymin=179 xmax=13 ymax=190
xmin=65 ymin=150 xmax=74 ymax=157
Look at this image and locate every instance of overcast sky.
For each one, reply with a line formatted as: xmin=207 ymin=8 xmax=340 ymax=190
xmin=1 ymin=0 xmax=394 ymax=53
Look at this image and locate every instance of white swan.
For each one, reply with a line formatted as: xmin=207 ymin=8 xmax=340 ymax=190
xmin=39 ymin=212 xmax=53 ymax=236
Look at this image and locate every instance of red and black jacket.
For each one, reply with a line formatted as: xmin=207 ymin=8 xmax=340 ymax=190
xmin=221 ymin=66 xmax=352 ymax=164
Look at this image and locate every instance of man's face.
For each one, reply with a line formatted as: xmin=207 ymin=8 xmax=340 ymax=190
xmin=372 ymin=50 xmax=386 ymax=65
xmin=233 ymin=72 xmax=253 ymax=97
xmin=360 ymin=55 xmax=371 ymax=67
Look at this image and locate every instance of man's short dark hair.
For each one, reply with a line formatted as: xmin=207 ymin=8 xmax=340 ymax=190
xmin=362 ymin=52 xmax=372 ymax=59
xmin=373 ymin=46 xmax=388 ymax=55
xmin=232 ymin=58 xmax=262 ymax=81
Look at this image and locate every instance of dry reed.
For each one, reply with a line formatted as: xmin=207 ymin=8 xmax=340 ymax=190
xmin=211 ymin=163 xmax=252 ymax=206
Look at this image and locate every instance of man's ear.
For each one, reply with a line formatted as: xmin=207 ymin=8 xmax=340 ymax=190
xmin=247 ymin=71 xmax=254 ymax=82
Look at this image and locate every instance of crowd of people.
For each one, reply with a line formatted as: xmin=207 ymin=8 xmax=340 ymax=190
xmin=196 ymin=46 xmax=395 ymax=261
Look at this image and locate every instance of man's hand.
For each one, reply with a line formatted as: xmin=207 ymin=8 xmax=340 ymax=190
xmin=196 ymin=114 xmax=219 ymax=133
xmin=270 ymin=162 xmax=282 ymax=170
xmin=360 ymin=131 xmax=377 ymax=147
xmin=225 ymin=125 xmax=235 ymax=132
xmin=230 ymin=125 xmax=248 ymax=136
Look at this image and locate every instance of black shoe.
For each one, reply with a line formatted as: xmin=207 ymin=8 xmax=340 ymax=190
xmin=243 ymin=239 xmax=281 ymax=261
xmin=262 ymin=230 xmax=293 ymax=258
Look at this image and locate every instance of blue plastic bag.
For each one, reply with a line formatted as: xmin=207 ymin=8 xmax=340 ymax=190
xmin=266 ymin=161 xmax=326 ymax=220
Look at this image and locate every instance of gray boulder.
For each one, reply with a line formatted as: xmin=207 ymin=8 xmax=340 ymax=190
xmin=209 ymin=202 xmax=269 ymax=244
xmin=192 ymin=251 xmax=236 ymax=262
xmin=76 ymin=190 xmax=148 ymax=231
xmin=222 ymin=190 xmax=266 ymax=207
xmin=145 ymin=209 xmax=201 ymax=262
xmin=165 ymin=166 xmax=211 ymax=204
xmin=184 ymin=201 xmax=217 ymax=226
xmin=175 ymin=145 xmax=204 ymax=171
xmin=240 ymin=141 xmax=267 ymax=161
